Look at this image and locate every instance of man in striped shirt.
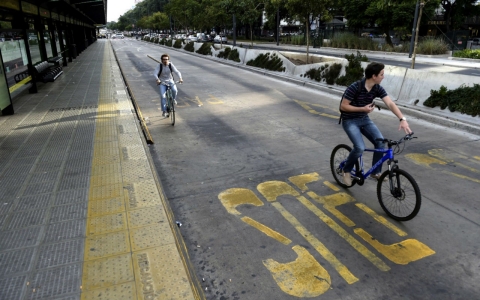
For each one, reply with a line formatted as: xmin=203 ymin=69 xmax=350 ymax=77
xmin=340 ymin=62 xmax=412 ymax=186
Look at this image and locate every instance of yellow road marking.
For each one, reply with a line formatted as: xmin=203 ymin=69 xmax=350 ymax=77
xmin=258 ymin=181 xmax=389 ymax=273
xmin=323 ymin=181 xmax=340 ymax=192
xmin=294 ymin=99 xmax=338 ymax=119
xmin=269 ymin=201 xmax=359 ymax=284
xmin=241 ymin=216 xmax=292 ymax=245
xmin=355 ymin=204 xmax=407 ymax=237
xmin=354 ymin=228 xmax=435 ymax=265
xmin=218 ymin=188 xmax=264 ymax=215
xmin=307 ymin=191 xmax=356 ymax=227
xmin=428 ymin=149 xmax=480 ymax=173
xmin=263 ymin=245 xmax=331 ymax=297
xmin=193 ymin=96 xmax=203 ymax=106
xmin=207 ymin=94 xmax=224 ymax=104
xmin=288 ymin=173 xmax=321 ymax=191
xmin=406 ymin=153 xmax=480 ymax=184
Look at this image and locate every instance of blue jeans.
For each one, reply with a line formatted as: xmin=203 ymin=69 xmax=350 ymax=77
xmin=342 ymin=116 xmax=385 ymax=174
xmin=159 ymin=82 xmax=178 ymax=112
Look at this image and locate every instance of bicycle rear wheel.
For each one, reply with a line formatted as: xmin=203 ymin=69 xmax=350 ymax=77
xmin=330 ymin=144 xmax=359 ymax=188
xmin=377 ymin=169 xmax=421 ymax=221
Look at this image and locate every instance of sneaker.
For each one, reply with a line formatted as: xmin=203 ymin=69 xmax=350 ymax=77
xmin=174 ymin=99 xmax=177 ymax=105
xmin=165 ymin=112 xmax=169 ymax=117
xmin=343 ymin=171 xmax=352 ymax=186
xmin=370 ymin=173 xmax=387 ymax=182
xmin=162 ymin=112 xmax=166 ymax=117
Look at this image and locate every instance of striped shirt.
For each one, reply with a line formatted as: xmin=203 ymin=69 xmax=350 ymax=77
xmin=341 ymin=80 xmax=387 ymax=120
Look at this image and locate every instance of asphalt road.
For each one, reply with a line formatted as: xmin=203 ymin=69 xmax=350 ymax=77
xmin=111 ymin=39 xmax=480 ymax=300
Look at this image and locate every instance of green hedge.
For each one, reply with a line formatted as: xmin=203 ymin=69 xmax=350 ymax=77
xmin=217 ymin=47 xmax=241 ymax=62
xmin=173 ymin=39 xmax=183 ymax=49
xmin=303 ymin=63 xmax=343 ymax=85
xmin=196 ymin=43 xmax=212 ymax=55
xmin=246 ymin=52 xmax=285 ymax=72
xmin=184 ymin=41 xmax=194 ymax=52
xmin=423 ymin=84 xmax=480 ymax=117
xmin=453 ymin=49 xmax=480 ymax=59
xmin=336 ymin=52 xmax=368 ymax=86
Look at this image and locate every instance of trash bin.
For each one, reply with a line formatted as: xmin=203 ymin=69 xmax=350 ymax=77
xmin=71 ymin=44 xmax=77 ymax=59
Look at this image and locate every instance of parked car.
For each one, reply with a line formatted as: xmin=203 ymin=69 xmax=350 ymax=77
xmin=115 ymin=33 xmax=124 ymax=39
xmin=188 ymin=35 xmax=198 ymax=42
xmin=214 ymin=35 xmax=227 ymax=44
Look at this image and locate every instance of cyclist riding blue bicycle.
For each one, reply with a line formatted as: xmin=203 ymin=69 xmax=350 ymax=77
xmin=340 ymin=62 xmax=412 ymax=186
xmin=154 ymin=53 xmax=183 ymax=117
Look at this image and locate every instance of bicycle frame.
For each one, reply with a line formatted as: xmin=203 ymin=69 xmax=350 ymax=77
xmin=339 ymin=148 xmax=395 ymax=181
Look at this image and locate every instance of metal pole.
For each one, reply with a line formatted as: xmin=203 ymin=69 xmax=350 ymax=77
xmin=409 ymin=0 xmax=420 ymax=58
xmin=411 ymin=2 xmax=424 ymax=69
xmin=276 ymin=7 xmax=279 ymax=46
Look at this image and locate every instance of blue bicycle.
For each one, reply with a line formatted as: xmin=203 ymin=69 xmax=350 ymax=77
xmin=330 ymin=133 xmax=421 ymax=221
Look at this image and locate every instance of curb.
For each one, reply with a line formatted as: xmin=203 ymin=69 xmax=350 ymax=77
xmin=142 ymin=40 xmax=480 ymax=136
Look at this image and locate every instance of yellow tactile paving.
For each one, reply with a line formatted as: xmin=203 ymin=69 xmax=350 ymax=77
xmin=81 ymin=42 xmax=198 ymax=299
xmin=132 ymin=246 xmax=195 ymax=300
xmin=82 ymin=253 xmax=135 ymax=290
xmin=81 ymin=282 xmax=138 ymax=300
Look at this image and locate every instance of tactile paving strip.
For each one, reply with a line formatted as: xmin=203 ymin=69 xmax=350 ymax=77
xmin=81 ymin=281 xmax=137 ymax=300
xmin=133 ymin=246 xmax=194 ymax=300
xmin=82 ymin=253 xmax=134 ymax=290
xmin=80 ymin=42 xmax=196 ymax=300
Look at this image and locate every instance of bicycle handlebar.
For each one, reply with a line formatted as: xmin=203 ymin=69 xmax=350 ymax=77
xmin=157 ymin=80 xmax=182 ymax=86
xmin=376 ymin=132 xmax=416 ymax=148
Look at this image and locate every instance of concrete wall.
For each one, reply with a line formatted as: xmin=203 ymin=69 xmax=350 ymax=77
xmin=398 ymin=69 xmax=480 ymax=104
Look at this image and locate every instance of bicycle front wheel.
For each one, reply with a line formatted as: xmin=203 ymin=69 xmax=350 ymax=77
xmin=377 ymin=169 xmax=421 ymax=221
xmin=166 ymin=90 xmax=175 ymax=126
xmin=330 ymin=144 xmax=358 ymax=188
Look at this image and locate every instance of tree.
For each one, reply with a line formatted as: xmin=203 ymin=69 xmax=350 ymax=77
xmin=165 ymin=0 xmax=199 ymax=33
xmin=441 ymin=0 xmax=480 ymax=31
xmin=341 ymin=0 xmax=440 ymax=47
xmin=283 ymin=0 xmax=332 ymax=63
xmin=264 ymin=0 xmax=290 ymax=42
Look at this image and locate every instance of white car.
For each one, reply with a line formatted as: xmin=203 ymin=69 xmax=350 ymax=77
xmin=214 ymin=35 xmax=227 ymax=44
xmin=115 ymin=33 xmax=124 ymax=39
xmin=188 ymin=35 xmax=198 ymax=42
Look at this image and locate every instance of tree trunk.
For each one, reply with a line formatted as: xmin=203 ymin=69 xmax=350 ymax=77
xmin=305 ymin=20 xmax=310 ymax=64
xmin=250 ymin=24 xmax=253 ymax=47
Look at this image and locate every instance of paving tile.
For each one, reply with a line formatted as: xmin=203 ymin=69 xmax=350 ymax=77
xmin=0 ymin=247 xmax=35 ymax=276
xmin=0 ymin=226 xmax=42 ymax=251
xmin=44 ymin=220 xmax=85 ymax=243
xmin=36 ymin=239 xmax=83 ymax=269
xmin=0 ymin=275 xmax=27 ymax=300
xmin=25 ymin=263 xmax=82 ymax=300
xmin=49 ymin=203 xmax=87 ymax=223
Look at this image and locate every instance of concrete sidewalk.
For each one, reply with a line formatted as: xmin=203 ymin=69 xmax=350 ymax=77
xmin=0 ymin=40 xmax=202 ymax=300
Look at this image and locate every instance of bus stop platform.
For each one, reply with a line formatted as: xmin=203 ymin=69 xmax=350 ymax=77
xmin=0 ymin=40 xmax=202 ymax=300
